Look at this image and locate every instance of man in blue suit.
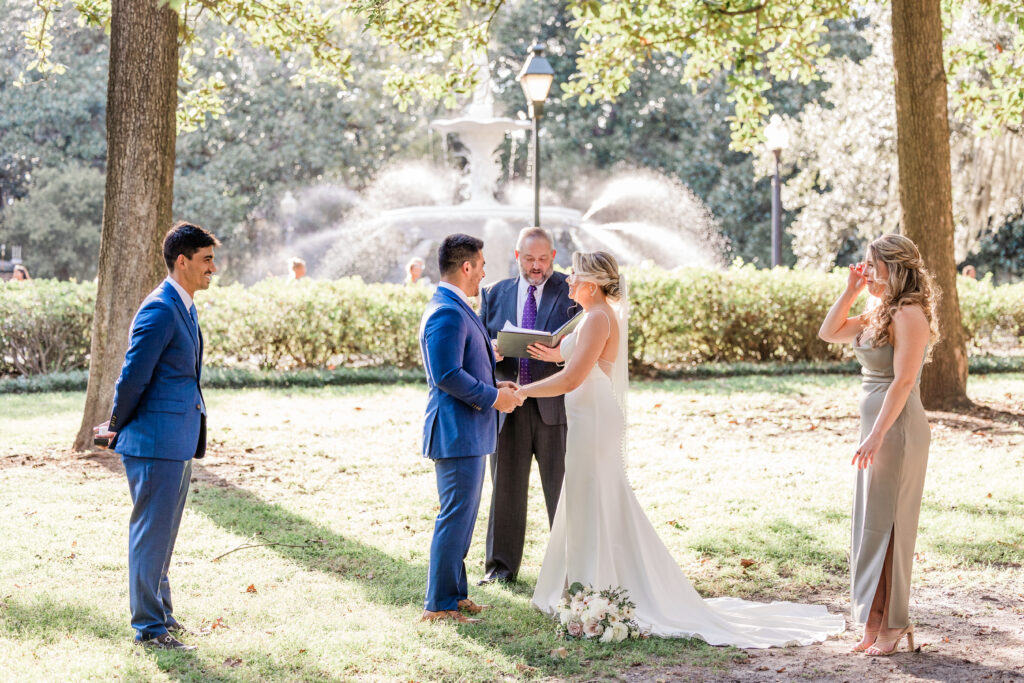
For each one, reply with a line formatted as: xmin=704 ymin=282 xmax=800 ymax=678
xmin=94 ymin=222 xmax=219 ymax=650
xmin=419 ymin=233 xmax=522 ymax=623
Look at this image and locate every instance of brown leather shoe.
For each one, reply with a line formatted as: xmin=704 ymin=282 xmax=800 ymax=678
xmin=458 ymin=599 xmax=491 ymax=614
xmin=420 ymin=609 xmax=482 ymax=624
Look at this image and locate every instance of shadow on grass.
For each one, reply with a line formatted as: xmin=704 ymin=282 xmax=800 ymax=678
xmin=76 ymin=455 xmax=754 ymax=678
xmin=0 ymin=594 xmax=339 ymax=683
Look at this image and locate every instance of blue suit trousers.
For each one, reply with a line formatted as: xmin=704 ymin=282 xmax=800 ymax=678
xmin=123 ymin=455 xmax=192 ymax=640
xmin=425 ymin=455 xmax=486 ymax=612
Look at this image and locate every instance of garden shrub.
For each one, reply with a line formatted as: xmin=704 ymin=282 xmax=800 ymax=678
xmin=0 ymin=279 xmax=94 ymax=375
xmin=1 ymin=268 xmax=1021 ymax=377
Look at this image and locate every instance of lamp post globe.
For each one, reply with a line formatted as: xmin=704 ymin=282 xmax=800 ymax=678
xmin=517 ymin=43 xmax=554 ymax=228
xmin=764 ymin=115 xmax=790 ymax=268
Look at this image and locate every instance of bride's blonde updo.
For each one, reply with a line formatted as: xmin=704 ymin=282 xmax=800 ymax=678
xmin=864 ymin=234 xmax=940 ymax=349
xmin=572 ymin=251 xmax=622 ymax=301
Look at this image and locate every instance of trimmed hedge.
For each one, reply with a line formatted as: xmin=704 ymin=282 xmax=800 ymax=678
xmin=2 ymin=269 xmax=1022 ymax=378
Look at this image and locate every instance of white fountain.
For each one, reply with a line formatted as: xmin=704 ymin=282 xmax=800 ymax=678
xmin=377 ymin=53 xmax=583 ymax=283
xmin=284 ymin=55 xmax=722 ymax=286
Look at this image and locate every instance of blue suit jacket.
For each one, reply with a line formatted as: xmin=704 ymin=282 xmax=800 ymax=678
xmin=110 ymin=280 xmax=206 ymax=461
xmin=420 ymin=285 xmax=499 ymax=459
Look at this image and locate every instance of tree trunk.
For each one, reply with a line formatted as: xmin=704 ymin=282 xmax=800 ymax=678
xmin=890 ymin=0 xmax=970 ymax=410
xmin=73 ymin=0 xmax=179 ymax=450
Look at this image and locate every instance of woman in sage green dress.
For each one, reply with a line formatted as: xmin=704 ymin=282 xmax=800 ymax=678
xmin=818 ymin=234 xmax=938 ymax=656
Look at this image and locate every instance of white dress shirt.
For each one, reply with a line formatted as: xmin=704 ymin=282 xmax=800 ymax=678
xmin=438 ymin=281 xmax=473 ymax=308
xmin=516 ymin=276 xmax=547 ymax=327
xmin=165 ymin=276 xmax=193 ymax=311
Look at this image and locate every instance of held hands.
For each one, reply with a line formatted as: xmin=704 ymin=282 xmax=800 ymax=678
xmin=852 ymin=431 xmax=882 ymax=469
xmin=847 ymin=262 xmax=869 ymax=295
xmin=513 ymin=386 xmax=529 ymax=403
xmin=527 ymin=341 xmax=562 ymax=363
xmin=494 ymin=382 xmax=523 ymax=413
xmin=92 ymin=421 xmax=117 ymax=450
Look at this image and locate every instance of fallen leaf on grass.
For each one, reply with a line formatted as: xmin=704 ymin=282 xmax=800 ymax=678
xmin=209 ymin=617 xmax=227 ymax=630
xmin=245 ymin=584 xmax=257 ymax=593
xmin=549 ymin=647 xmax=568 ymax=659
xmin=942 ymin=636 xmax=951 ymax=643
xmin=515 ymin=663 xmax=536 ymax=673
xmin=740 ymin=558 xmax=757 ymax=569
xmin=776 ymin=667 xmax=786 ymax=673
xmin=223 ymin=658 xmax=242 ymax=667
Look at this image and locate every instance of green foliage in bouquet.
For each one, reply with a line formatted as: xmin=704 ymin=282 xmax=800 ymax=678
xmin=557 ymin=583 xmax=644 ymax=642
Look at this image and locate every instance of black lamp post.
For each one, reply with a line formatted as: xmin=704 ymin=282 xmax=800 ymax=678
xmin=517 ymin=43 xmax=554 ymax=228
xmin=764 ymin=114 xmax=790 ymax=268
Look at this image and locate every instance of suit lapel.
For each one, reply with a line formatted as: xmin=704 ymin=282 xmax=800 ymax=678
xmin=163 ymin=281 xmax=201 ymax=372
xmin=535 ymin=274 xmax=565 ymax=331
xmin=501 ymin=278 xmax=519 ymax=328
xmin=437 ymin=286 xmax=495 ymax=366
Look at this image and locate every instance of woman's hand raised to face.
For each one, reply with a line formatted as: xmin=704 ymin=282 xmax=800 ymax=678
xmin=847 ymin=262 xmax=869 ymax=295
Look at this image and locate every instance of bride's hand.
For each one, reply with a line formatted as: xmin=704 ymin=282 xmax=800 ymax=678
xmin=514 ymin=386 xmax=529 ymax=402
xmin=527 ymin=341 xmax=562 ymax=363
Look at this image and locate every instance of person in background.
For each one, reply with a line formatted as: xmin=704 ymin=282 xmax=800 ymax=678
xmin=961 ymin=264 xmax=977 ymax=279
xmin=289 ymin=257 xmax=307 ymax=280
xmin=406 ymin=256 xmax=430 ymax=286
xmin=12 ymin=264 xmax=30 ymax=281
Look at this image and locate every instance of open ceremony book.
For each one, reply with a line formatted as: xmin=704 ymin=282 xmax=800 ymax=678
xmin=496 ymin=312 xmax=584 ymax=359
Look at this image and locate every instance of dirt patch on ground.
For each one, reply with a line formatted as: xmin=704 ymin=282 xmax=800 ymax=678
xmin=625 ymin=582 xmax=1024 ymax=682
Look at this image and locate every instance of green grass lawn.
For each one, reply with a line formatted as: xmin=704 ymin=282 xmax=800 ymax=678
xmin=1 ymin=374 xmax=1022 ymax=681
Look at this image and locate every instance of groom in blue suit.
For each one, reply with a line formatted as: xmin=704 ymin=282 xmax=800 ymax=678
xmin=419 ymin=233 xmax=523 ymax=623
xmin=94 ymin=222 xmax=220 ymax=650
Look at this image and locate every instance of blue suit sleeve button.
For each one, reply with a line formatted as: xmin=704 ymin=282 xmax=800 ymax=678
xmin=196 ymin=404 xmax=201 ymax=410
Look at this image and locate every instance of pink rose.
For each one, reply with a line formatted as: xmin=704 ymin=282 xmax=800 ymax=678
xmin=567 ymin=620 xmax=584 ymax=638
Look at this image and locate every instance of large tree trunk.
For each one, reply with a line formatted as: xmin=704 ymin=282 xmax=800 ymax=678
xmin=73 ymin=0 xmax=179 ymax=450
xmin=890 ymin=0 xmax=970 ymax=410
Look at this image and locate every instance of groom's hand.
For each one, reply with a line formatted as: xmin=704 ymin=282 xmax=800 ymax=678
xmin=493 ymin=386 xmax=523 ymax=413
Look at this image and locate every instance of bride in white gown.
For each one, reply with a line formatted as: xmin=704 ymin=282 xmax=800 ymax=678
xmin=514 ymin=251 xmax=845 ymax=648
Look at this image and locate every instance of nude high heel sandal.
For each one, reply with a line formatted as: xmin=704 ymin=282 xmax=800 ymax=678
xmin=864 ymin=624 xmax=914 ymax=656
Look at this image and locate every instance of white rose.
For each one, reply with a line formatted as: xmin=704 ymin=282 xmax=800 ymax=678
xmin=613 ymin=622 xmax=629 ymax=642
xmin=583 ymin=618 xmax=603 ymax=638
xmin=600 ymin=626 xmax=616 ymax=643
xmin=559 ymin=608 xmax=572 ymax=625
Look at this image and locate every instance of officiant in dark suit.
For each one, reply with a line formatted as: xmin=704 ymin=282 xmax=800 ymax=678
xmin=478 ymin=226 xmax=577 ymax=584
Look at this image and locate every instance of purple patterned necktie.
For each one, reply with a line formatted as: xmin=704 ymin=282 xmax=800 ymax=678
xmin=519 ymin=284 xmax=538 ymax=384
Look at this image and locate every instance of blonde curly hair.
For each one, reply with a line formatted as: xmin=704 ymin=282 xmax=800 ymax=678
xmin=863 ymin=234 xmax=940 ymax=351
xmin=572 ymin=251 xmax=622 ymax=301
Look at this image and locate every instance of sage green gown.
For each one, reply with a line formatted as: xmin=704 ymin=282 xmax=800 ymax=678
xmin=850 ymin=341 xmax=930 ymax=629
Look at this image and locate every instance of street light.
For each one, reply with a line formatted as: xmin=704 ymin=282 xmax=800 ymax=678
xmin=764 ymin=114 xmax=790 ymax=268
xmin=517 ymin=43 xmax=554 ymax=227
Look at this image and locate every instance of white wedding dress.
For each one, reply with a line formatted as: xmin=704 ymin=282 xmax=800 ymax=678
xmin=531 ymin=313 xmax=845 ymax=648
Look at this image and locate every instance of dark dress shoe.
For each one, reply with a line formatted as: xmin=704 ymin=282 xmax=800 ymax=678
xmin=420 ymin=609 xmax=482 ymax=624
xmin=476 ymin=574 xmax=513 ymax=586
xmin=167 ymin=622 xmax=209 ymax=637
xmin=458 ymin=599 xmax=491 ymax=614
xmin=137 ymin=633 xmax=196 ymax=650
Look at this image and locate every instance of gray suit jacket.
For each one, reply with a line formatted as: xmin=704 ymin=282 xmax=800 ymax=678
xmin=478 ymin=271 xmax=578 ymax=426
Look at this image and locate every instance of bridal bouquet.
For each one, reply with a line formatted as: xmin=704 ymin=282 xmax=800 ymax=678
xmin=556 ymin=582 xmax=644 ymax=642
